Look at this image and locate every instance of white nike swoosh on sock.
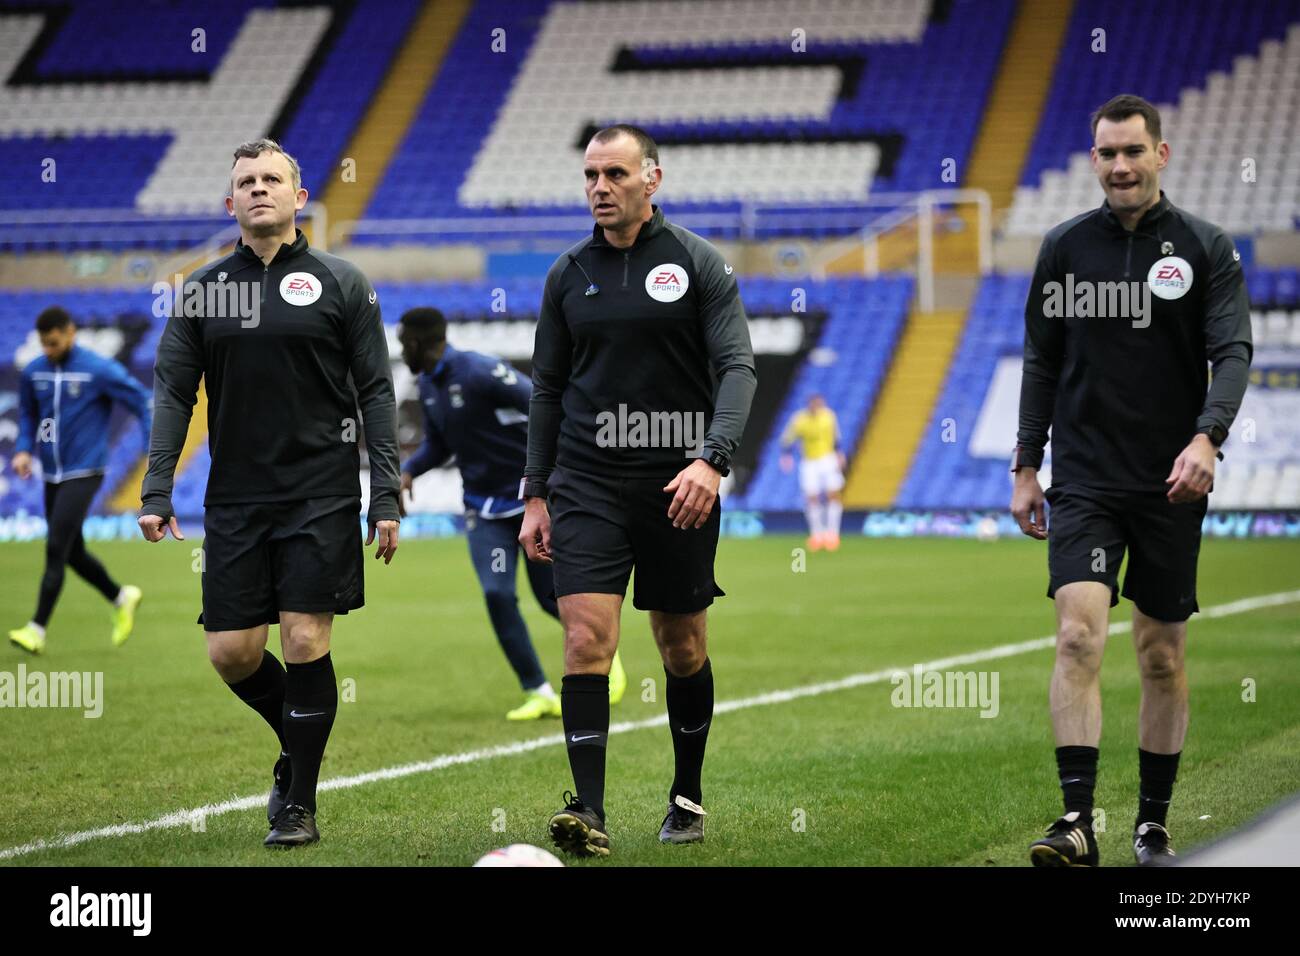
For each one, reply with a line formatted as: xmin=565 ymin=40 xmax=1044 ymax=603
xmin=289 ymin=710 xmax=326 ymax=718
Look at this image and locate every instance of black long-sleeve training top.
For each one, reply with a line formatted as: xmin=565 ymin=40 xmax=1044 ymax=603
xmin=141 ymin=230 xmax=401 ymax=522
xmin=525 ymin=205 xmax=757 ymax=480
xmin=1017 ymin=192 xmax=1253 ymax=491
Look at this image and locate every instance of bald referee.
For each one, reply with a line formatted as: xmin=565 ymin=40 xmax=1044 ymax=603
xmin=140 ymin=139 xmax=400 ymax=848
xmin=1012 ymin=96 xmax=1252 ymax=867
xmin=520 ymin=124 xmax=756 ymax=857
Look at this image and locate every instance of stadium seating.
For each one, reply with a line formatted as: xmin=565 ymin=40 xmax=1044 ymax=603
xmin=0 ymin=0 xmax=418 ymax=245
xmin=1008 ymin=2 xmax=1300 ymax=236
xmin=363 ymin=0 xmax=1015 ymax=240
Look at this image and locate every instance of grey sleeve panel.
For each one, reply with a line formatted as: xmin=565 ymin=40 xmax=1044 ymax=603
xmin=1015 ymin=232 xmax=1065 ymax=470
xmin=140 ymin=273 xmax=206 ymax=516
xmin=322 ymin=255 xmax=402 ymax=523
xmin=669 ymin=224 xmax=757 ymax=460
xmin=1185 ymin=218 xmax=1254 ymax=438
xmin=524 ymin=253 xmax=576 ymax=480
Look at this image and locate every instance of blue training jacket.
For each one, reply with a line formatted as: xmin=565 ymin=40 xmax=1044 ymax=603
xmin=402 ymin=345 xmax=531 ymax=517
xmin=16 ymin=343 xmax=153 ymax=483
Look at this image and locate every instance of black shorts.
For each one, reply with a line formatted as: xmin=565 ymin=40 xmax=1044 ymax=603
xmin=1046 ymin=484 xmax=1208 ymax=622
xmin=547 ymin=465 xmax=725 ymax=614
xmin=199 ymin=496 xmax=364 ymax=631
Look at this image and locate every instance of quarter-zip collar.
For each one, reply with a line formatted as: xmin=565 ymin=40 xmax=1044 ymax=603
xmin=234 ymin=228 xmax=310 ymax=265
xmin=1100 ymin=190 xmax=1171 ymax=235
xmin=589 ymin=205 xmax=666 ymax=249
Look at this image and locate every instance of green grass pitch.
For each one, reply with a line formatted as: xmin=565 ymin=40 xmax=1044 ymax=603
xmin=1 ymin=535 xmax=1297 ymax=866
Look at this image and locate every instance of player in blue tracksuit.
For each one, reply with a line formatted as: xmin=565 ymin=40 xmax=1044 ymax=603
xmin=396 ymin=308 xmax=626 ymax=719
xmin=8 ymin=307 xmax=151 ymax=654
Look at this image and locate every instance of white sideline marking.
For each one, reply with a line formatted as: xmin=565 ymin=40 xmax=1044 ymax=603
xmin=3 ymin=588 xmax=1297 ymax=861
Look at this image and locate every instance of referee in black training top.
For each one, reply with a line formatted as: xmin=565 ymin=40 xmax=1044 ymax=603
xmin=1012 ymin=96 xmax=1252 ymax=867
xmin=139 ymin=139 xmax=401 ymax=848
xmin=520 ymin=125 xmax=756 ymax=857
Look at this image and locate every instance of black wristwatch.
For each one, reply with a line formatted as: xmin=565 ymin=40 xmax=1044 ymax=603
xmin=1198 ymin=424 xmax=1227 ymax=448
xmin=518 ymin=477 xmax=549 ymax=499
xmin=703 ymin=449 xmax=731 ymax=477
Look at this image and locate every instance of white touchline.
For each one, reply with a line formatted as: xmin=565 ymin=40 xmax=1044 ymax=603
xmin=3 ymin=588 xmax=1297 ymax=861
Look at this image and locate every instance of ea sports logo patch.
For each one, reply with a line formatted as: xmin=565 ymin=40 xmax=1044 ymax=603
xmin=645 ymin=264 xmax=689 ymax=303
xmin=1147 ymin=256 xmax=1193 ymax=300
xmin=279 ymin=272 xmax=321 ymax=306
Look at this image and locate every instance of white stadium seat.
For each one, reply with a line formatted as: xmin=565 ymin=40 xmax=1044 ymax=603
xmin=457 ymin=0 xmax=921 ymax=209
xmin=0 ymin=7 xmax=333 ymax=215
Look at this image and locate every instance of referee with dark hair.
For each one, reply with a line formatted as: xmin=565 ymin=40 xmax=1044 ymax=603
xmin=139 ymin=139 xmax=401 ymax=848
xmin=1012 ymin=95 xmax=1252 ymax=867
xmin=8 ymin=306 xmax=150 ymax=654
xmin=520 ymin=124 xmax=756 ymax=857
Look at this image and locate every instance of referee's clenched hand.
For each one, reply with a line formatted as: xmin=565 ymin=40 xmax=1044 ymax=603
xmin=367 ymin=518 xmax=399 ymax=564
xmin=519 ymin=497 xmax=552 ymax=564
xmin=665 ymin=459 xmax=721 ymax=530
xmin=138 ymin=513 xmax=185 ymax=542
xmin=1010 ymin=467 xmax=1048 ymax=540
xmin=1165 ymin=434 xmax=1217 ymax=503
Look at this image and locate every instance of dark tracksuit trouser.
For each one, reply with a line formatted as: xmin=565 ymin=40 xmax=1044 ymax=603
xmin=466 ymin=510 xmax=559 ymax=690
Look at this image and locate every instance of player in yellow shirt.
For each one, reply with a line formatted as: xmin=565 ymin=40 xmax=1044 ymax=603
xmin=779 ymin=394 xmax=845 ymax=551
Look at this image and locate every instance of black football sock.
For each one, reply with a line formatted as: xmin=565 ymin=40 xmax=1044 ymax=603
xmin=561 ymin=673 xmax=610 ymax=821
xmin=1137 ymin=748 xmax=1180 ymax=829
xmin=1056 ymin=745 xmax=1099 ymax=822
xmin=665 ymin=658 xmax=713 ymax=806
xmin=227 ymin=651 xmax=287 ymax=751
xmin=282 ymin=653 xmax=338 ymax=815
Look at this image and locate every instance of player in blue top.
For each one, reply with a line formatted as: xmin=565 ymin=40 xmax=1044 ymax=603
xmin=396 ymin=307 xmax=626 ymax=719
xmin=8 ymin=307 xmax=151 ymax=654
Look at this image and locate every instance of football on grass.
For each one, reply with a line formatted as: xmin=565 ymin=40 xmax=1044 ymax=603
xmin=473 ymin=844 xmax=565 ymax=867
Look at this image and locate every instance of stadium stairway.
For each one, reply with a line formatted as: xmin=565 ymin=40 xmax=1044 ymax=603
xmin=826 ymin=0 xmax=1075 ymax=276
xmin=843 ymin=304 xmax=966 ymax=508
xmin=322 ymin=0 xmax=472 ymax=242
xmin=964 ymin=0 xmax=1076 ymax=212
